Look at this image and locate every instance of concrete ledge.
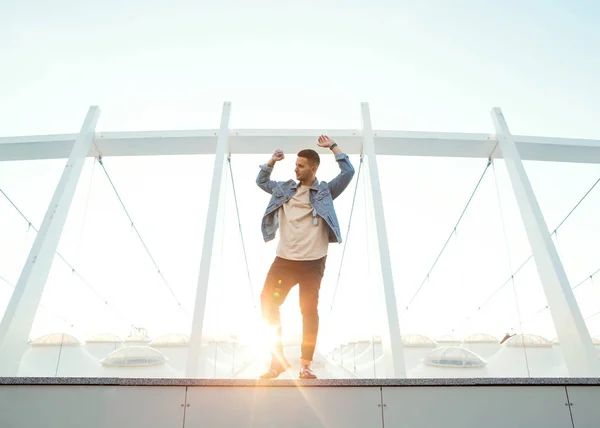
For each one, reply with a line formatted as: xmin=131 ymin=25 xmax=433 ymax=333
xmin=1 ymin=376 xmax=600 ymax=387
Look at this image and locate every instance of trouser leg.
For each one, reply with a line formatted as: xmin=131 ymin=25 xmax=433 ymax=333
xmin=260 ymin=257 xmax=295 ymax=357
xmin=298 ymin=257 xmax=326 ymax=362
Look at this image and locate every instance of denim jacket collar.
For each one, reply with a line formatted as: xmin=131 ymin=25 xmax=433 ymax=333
xmin=291 ymin=177 xmax=320 ymax=191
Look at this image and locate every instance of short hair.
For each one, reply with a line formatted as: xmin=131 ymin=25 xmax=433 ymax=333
xmin=297 ymin=149 xmax=320 ymax=167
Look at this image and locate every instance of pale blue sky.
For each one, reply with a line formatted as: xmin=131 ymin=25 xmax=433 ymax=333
xmin=1 ymin=0 xmax=599 ymax=135
xmin=1 ymin=1 xmax=599 ymax=359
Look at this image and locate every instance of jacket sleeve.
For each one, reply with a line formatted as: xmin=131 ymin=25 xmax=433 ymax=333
xmin=256 ymin=164 xmax=278 ymax=194
xmin=327 ymin=153 xmax=355 ymax=199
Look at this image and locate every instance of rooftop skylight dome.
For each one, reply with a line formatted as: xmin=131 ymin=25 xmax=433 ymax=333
xmin=488 ymin=334 xmax=567 ymax=377
xmin=99 ymin=346 xmax=182 ymax=378
xmin=423 ymin=347 xmax=487 ymax=368
xmin=19 ymin=334 xmax=98 ymax=377
xmin=435 ymin=335 xmax=461 ymax=346
xmin=124 ymin=327 xmax=151 ymax=345
xmin=84 ymin=333 xmax=124 ymax=359
xmin=30 ymin=333 xmax=80 ymax=346
xmin=151 ymin=333 xmax=190 ymax=347
xmin=101 ymin=346 xmax=166 ymax=367
xmin=402 ymin=334 xmax=438 ymax=372
xmin=86 ymin=333 xmax=123 ymax=344
xmin=401 ymin=334 xmax=436 ymax=348
xmin=461 ymin=333 xmax=502 ymax=358
xmin=463 ymin=333 xmax=499 ymax=344
xmin=409 ymin=347 xmax=489 ymax=378
xmin=505 ymin=334 xmax=552 ymax=348
xmin=553 ymin=337 xmax=600 ymax=345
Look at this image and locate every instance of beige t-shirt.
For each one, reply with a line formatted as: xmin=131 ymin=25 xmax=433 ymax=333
xmin=276 ymin=185 xmax=329 ymax=260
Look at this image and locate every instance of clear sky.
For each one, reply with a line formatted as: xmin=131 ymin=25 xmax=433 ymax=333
xmin=1 ymin=0 xmax=599 ymax=360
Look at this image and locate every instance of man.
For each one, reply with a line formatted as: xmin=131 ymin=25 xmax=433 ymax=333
xmin=255 ymin=135 xmax=355 ymax=379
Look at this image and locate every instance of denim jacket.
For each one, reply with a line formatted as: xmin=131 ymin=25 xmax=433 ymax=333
xmin=256 ymin=153 xmax=355 ymax=244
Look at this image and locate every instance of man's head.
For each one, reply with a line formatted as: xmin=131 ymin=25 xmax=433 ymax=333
xmin=295 ymin=149 xmax=320 ymax=185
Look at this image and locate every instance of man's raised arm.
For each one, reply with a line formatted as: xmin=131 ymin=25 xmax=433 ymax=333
xmin=317 ymin=135 xmax=355 ymax=200
xmin=256 ymin=149 xmax=284 ymax=194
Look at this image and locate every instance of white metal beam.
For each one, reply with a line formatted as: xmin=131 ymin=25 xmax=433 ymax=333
xmin=0 ymin=107 xmax=101 ymax=376
xmin=491 ymin=107 xmax=600 ymax=377
xmin=1 ymin=130 xmax=600 ymax=163
xmin=361 ymin=103 xmax=406 ymax=377
xmin=186 ymin=102 xmax=232 ymax=377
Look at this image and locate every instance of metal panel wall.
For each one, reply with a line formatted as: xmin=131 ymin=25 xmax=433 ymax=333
xmin=4 ymin=384 xmax=600 ymax=428
xmin=0 ymin=385 xmax=187 ymax=428
xmin=382 ymin=385 xmax=574 ymax=428
xmin=184 ymin=386 xmax=383 ymax=428
xmin=566 ymin=386 xmax=600 ymax=428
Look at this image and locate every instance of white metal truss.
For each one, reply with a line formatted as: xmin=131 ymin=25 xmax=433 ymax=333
xmin=2 ymin=130 xmax=600 ymax=163
xmin=187 ymin=102 xmax=232 ymax=377
xmin=0 ymin=103 xmax=599 ymax=377
xmin=360 ymin=103 xmax=406 ymax=377
xmin=0 ymin=107 xmax=101 ymax=376
xmin=491 ymin=108 xmax=600 ymax=376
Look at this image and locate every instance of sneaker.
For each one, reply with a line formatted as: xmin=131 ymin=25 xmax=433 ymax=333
xmin=259 ymin=357 xmax=291 ymax=379
xmin=299 ymin=364 xmax=317 ymax=379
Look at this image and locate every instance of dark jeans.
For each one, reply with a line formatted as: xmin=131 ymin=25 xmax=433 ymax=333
xmin=260 ymin=256 xmax=326 ymax=362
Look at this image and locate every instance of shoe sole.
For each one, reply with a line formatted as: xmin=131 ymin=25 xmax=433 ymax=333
xmin=259 ymin=365 xmax=291 ymax=379
xmin=299 ymin=372 xmax=317 ymax=380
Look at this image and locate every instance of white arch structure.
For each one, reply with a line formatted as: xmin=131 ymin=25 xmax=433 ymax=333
xmin=0 ymin=102 xmax=599 ymax=377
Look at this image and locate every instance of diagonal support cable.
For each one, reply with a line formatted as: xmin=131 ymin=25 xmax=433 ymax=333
xmin=478 ymin=255 xmax=533 ymax=311
xmin=0 ymin=273 xmax=13 ymax=289
xmin=492 ymin=263 xmax=600 ymax=334
xmin=573 ymin=267 xmax=600 ymax=291
xmin=551 ymin=177 xmax=600 ymax=234
xmin=227 ymin=155 xmax=256 ymax=307
xmin=326 ymin=155 xmax=364 ymax=322
xmin=490 ymin=158 xmax=530 ymax=375
xmin=453 ymin=170 xmax=600 ymax=333
xmin=402 ymin=159 xmax=492 ymax=314
xmin=483 ymin=172 xmax=600 ymax=305
xmin=0 ymin=272 xmax=75 ymax=329
xmin=0 ymin=186 xmax=130 ymax=325
xmin=97 ymin=157 xmax=188 ymax=317
xmin=585 ymin=310 xmax=600 ymax=321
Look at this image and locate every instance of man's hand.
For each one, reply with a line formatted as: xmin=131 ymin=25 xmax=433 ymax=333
xmin=267 ymin=149 xmax=284 ymax=167
xmin=272 ymin=149 xmax=284 ymax=162
xmin=317 ymin=135 xmax=335 ymax=148
xmin=318 ymin=135 xmax=342 ymax=155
